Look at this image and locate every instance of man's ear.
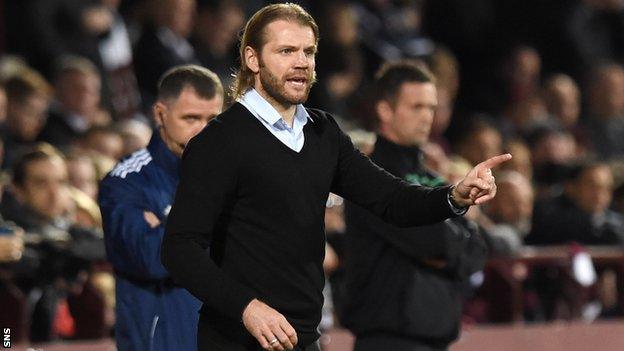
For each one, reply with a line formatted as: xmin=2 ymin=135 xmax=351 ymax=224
xmin=376 ymin=100 xmax=394 ymax=125
xmin=245 ymin=46 xmax=260 ymax=74
xmin=153 ymin=102 xmax=167 ymax=127
xmin=11 ymin=183 xmax=25 ymax=203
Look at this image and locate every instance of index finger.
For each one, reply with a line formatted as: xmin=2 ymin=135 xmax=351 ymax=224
xmin=478 ymin=153 xmax=512 ymax=170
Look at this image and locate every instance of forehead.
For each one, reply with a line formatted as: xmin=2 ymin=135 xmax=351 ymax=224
xmin=25 ymin=158 xmax=67 ymax=178
xmin=169 ymin=87 xmax=223 ymax=113
xmin=262 ymin=20 xmax=316 ymax=47
xmin=61 ymin=70 xmax=99 ymax=83
xmin=396 ymin=82 xmax=437 ymax=102
xmin=582 ymin=166 xmax=612 ymax=181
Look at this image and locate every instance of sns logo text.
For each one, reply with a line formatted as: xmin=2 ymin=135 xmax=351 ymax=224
xmin=3 ymin=328 xmax=10 ymax=348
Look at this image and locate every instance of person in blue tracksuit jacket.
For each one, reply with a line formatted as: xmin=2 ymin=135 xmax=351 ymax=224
xmin=99 ymin=65 xmax=223 ymax=351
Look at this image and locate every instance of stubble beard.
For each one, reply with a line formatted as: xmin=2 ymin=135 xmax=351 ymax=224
xmin=258 ymin=64 xmax=313 ymax=107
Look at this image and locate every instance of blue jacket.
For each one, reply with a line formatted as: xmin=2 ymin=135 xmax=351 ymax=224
xmin=99 ymin=133 xmax=200 ymax=351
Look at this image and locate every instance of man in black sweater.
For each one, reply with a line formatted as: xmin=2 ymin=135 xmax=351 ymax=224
xmin=162 ymin=4 xmax=510 ymax=351
xmin=342 ymin=61 xmax=487 ymax=351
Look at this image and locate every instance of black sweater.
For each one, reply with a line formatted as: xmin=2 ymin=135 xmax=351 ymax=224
xmin=162 ymin=103 xmax=457 ymax=346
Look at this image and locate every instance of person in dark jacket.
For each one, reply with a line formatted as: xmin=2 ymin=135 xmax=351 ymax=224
xmin=527 ymin=160 xmax=624 ymax=246
xmin=343 ymin=60 xmax=488 ymax=351
xmin=133 ymin=0 xmax=199 ymax=110
xmin=38 ymin=56 xmax=108 ymax=148
xmin=98 ymin=65 xmax=223 ymax=351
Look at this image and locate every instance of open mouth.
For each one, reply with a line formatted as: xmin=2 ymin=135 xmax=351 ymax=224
xmin=286 ymin=77 xmax=308 ymax=87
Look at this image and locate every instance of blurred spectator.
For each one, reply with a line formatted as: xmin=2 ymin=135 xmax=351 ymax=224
xmin=115 ymin=118 xmax=152 ymax=156
xmin=0 ymin=55 xmax=30 ymax=82
xmin=133 ymin=0 xmax=198 ymax=108
xmin=427 ymin=47 xmax=460 ymax=154
xmin=585 ymin=63 xmax=624 ymax=159
xmin=529 ymin=126 xmax=578 ymax=198
xmin=542 ymin=73 xmax=590 ymax=153
xmin=311 ymin=1 xmax=366 ymax=119
xmin=66 ymin=153 xmax=99 ymax=200
xmin=500 ymin=46 xmax=549 ymax=136
xmin=429 ymin=86 xmax=454 ymax=154
xmin=20 ymin=0 xmax=143 ymax=120
xmin=1 ymin=69 xmax=52 ymax=169
xmin=81 ymin=126 xmax=124 ymax=161
xmin=192 ymin=0 xmax=245 ymax=88
xmin=428 ymin=46 xmax=460 ymax=102
xmin=482 ymin=171 xmax=534 ymax=255
xmin=38 ymin=56 xmax=110 ymax=148
xmin=0 ymin=222 xmax=24 ymax=263
xmin=530 ymin=127 xmax=578 ymax=167
xmin=0 ymin=144 xmax=105 ymax=341
xmin=543 ymin=74 xmax=581 ymax=130
xmin=562 ymin=0 xmax=624 ymax=77
xmin=28 ymin=0 xmax=141 ymax=119
xmin=454 ymin=117 xmax=503 ymax=167
xmin=527 ymin=161 xmax=624 ymax=246
xmin=28 ymin=0 xmax=109 ymax=76
xmin=500 ymin=138 xmax=533 ymax=181
xmin=354 ymin=0 xmax=433 ymax=62
xmin=96 ymin=0 xmax=142 ymax=120
xmin=504 ymin=46 xmax=542 ymax=105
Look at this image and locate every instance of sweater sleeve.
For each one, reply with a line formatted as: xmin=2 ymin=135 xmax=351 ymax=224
xmin=161 ymin=120 xmax=256 ymax=320
xmin=329 ymin=116 xmax=457 ymax=227
xmin=345 ymin=200 xmax=465 ymax=261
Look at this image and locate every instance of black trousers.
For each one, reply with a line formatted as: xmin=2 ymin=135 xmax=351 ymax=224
xmin=198 ymin=319 xmax=320 ymax=351
xmin=354 ymin=335 xmax=448 ymax=351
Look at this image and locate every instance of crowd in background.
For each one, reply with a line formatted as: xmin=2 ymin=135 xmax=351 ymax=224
xmin=1 ymin=0 xmax=624 ymax=343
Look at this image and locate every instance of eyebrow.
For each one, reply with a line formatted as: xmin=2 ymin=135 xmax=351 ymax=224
xmin=276 ymin=45 xmax=297 ymax=50
xmin=275 ymin=44 xmax=317 ymax=51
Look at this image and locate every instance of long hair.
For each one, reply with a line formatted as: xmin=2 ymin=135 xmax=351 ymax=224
xmin=230 ymin=3 xmax=319 ymax=100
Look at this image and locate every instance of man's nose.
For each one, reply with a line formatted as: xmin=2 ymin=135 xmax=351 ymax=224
xmin=294 ymin=50 xmax=309 ymax=67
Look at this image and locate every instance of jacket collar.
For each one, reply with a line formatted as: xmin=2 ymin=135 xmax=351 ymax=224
xmin=374 ymin=135 xmax=425 ymax=164
xmin=147 ymin=131 xmax=180 ymax=178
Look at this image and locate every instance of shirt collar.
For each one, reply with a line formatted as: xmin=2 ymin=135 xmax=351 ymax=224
xmin=238 ymin=88 xmax=313 ymax=127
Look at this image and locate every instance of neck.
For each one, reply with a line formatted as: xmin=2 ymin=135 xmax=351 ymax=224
xmin=379 ymin=127 xmax=403 ymax=146
xmin=159 ymin=128 xmax=183 ymax=158
xmin=379 ymin=127 xmax=423 ymax=149
xmin=254 ymin=85 xmax=296 ymax=127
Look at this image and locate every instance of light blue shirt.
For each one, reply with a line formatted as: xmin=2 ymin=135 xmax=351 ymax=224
xmin=239 ymin=88 xmax=313 ymax=152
